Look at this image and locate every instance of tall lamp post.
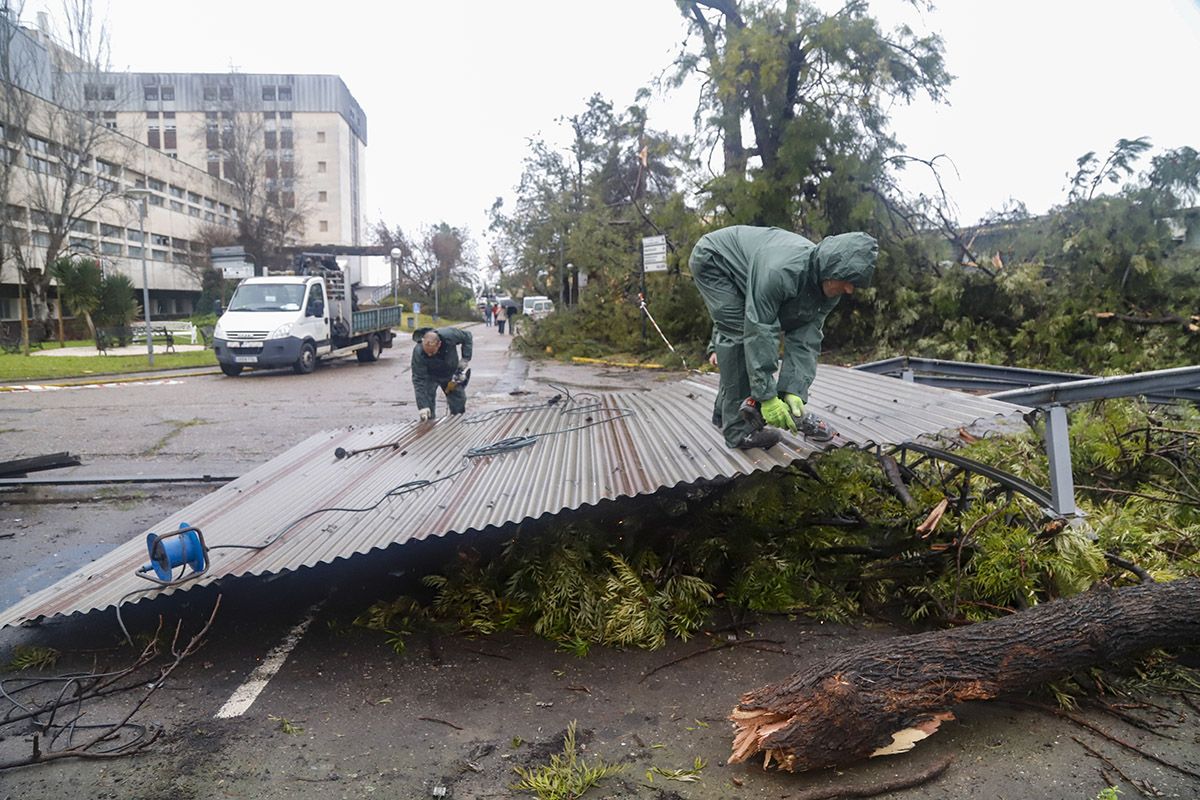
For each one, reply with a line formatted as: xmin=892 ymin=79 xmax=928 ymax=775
xmin=389 ymin=247 xmax=400 ymax=302
xmin=125 ymin=188 xmax=153 ymax=366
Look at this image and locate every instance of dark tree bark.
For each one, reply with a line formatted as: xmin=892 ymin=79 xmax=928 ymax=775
xmin=729 ymin=577 xmax=1200 ymax=772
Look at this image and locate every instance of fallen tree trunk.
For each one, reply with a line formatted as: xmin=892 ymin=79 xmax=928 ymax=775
xmin=729 ymin=577 xmax=1200 ymax=772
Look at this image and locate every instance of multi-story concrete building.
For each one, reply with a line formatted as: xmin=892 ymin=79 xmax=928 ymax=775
xmin=101 ymin=72 xmax=367 ymax=250
xmin=0 ymin=13 xmax=369 ymax=328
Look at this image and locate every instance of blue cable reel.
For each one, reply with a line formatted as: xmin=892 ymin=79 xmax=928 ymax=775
xmin=138 ymin=523 xmax=209 ymax=586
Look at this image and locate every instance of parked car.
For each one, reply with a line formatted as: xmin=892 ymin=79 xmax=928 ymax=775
xmin=528 ymin=298 xmax=555 ymax=320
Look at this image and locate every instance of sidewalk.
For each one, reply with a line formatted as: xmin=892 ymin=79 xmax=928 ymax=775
xmin=30 ymin=343 xmax=208 ymax=357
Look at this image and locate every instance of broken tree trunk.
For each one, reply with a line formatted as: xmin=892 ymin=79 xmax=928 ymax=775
xmin=729 ymin=577 xmax=1200 ymax=772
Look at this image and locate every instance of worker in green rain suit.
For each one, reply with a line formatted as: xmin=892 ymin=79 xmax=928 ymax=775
xmin=689 ymin=226 xmax=878 ymax=449
xmin=411 ymin=326 xmax=473 ymax=420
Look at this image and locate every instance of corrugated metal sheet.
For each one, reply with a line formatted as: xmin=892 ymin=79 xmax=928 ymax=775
xmin=0 ymin=366 xmax=1029 ymax=629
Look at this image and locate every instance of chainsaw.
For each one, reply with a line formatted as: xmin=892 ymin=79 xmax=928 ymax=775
xmin=445 ymin=367 xmax=471 ymax=394
xmin=738 ymin=397 xmax=836 ymax=443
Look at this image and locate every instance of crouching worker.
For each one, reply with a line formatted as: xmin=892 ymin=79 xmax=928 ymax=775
xmin=412 ymin=327 xmax=473 ymax=421
xmin=689 ymin=226 xmax=877 ymax=450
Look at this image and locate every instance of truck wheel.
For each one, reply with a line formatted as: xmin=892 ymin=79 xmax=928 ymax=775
xmin=220 ymin=363 xmax=243 ymax=377
xmin=293 ymin=342 xmax=317 ymax=374
xmin=356 ymin=334 xmax=381 ymax=363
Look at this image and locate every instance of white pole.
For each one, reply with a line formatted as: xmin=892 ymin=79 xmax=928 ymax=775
xmin=139 ymin=198 xmax=153 ymax=365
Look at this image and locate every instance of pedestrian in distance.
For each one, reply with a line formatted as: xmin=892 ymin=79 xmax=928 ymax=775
xmin=495 ymin=303 xmax=506 ymax=334
xmin=689 ymin=225 xmax=878 ymax=450
xmin=411 ymin=326 xmax=472 ymax=421
xmin=484 ymin=302 xmax=493 ymax=327
xmin=505 ymin=303 xmax=517 ymax=336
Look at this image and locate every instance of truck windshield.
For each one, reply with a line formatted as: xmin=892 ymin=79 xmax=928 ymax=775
xmin=228 ymin=284 xmax=306 ymax=312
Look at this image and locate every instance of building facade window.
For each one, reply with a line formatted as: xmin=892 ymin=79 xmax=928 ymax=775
xmin=219 ymin=86 xmax=233 ymax=101
xmin=318 ymin=191 xmax=327 ymax=202
xmin=144 ymin=86 xmax=158 ymax=100
xmin=278 ymin=86 xmax=292 ymax=101
xmin=319 ymin=220 xmax=328 ymax=232
xmin=317 ymin=161 xmax=326 ymax=173
xmin=203 ymin=87 xmax=218 ymax=101
xmin=161 ymin=86 xmax=174 ymax=101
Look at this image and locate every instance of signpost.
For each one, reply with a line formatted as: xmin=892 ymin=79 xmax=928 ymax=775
xmin=640 ymin=235 xmax=668 ymax=343
xmin=641 ymin=235 xmax=667 ymax=273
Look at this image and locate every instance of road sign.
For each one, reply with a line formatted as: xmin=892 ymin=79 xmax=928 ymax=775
xmin=220 ymin=262 xmax=254 ymax=279
xmin=642 ymin=235 xmax=667 ymax=273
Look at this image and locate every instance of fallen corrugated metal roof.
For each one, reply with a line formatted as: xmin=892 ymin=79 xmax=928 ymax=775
xmin=0 ymin=366 xmax=1029 ymax=629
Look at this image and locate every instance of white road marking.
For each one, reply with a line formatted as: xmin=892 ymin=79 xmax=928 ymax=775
xmin=214 ymin=600 xmax=324 ymax=719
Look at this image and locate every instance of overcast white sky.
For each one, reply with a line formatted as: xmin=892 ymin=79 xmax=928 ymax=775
xmin=20 ymin=0 xmax=1200 ymax=258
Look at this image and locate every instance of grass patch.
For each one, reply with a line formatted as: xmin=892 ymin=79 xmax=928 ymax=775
xmin=512 ymin=721 xmax=624 ymax=799
xmin=0 ymin=349 xmax=217 ymax=382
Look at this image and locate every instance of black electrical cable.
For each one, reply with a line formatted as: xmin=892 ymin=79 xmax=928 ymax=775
xmin=115 ymin=468 xmax=469 ymax=645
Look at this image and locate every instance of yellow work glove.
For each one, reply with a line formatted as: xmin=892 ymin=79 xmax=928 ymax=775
xmin=759 ymin=397 xmax=798 ymax=432
xmin=782 ymin=393 xmax=805 ymax=418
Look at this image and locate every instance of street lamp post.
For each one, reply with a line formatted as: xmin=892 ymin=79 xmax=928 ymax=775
xmin=389 ymin=247 xmax=400 ymax=303
xmin=125 ymin=188 xmax=153 ymax=366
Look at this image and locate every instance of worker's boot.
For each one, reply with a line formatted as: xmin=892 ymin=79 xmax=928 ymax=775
xmin=735 ymin=427 xmax=782 ymax=450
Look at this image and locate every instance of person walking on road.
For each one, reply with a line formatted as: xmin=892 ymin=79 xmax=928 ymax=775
xmin=689 ymin=226 xmax=877 ymax=450
xmin=505 ymin=303 xmax=517 ymax=336
xmin=411 ymin=326 xmax=472 ymax=420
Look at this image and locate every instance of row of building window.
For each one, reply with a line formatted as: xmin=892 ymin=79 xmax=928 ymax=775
xmin=90 ymin=84 xmax=300 ymax=103
xmin=10 ymin=206 xmax=234 ymax=243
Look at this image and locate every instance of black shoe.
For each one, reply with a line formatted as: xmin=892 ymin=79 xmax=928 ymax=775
xmin=735 ymin=428 xmax=782 ymax=450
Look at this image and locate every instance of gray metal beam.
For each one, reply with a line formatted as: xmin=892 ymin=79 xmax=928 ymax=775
xmin=855 ymin=357 xmax=1085 ymax=385
xmin=988 ymin=365 xmax=1200 ymax=406
xmin=1043 ymin=405 xmax=1077 ymax=517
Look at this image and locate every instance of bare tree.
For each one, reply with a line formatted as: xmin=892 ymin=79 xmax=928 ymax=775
xmin=202 ymin=77 xmax=308 ymax=271
xmin=0 ymin=1 xmax=35 ymax=338
xmin=369 ymin=220 xmax=475 ymax=301
xmin=3 ymin=1 xmax=132 ymax=351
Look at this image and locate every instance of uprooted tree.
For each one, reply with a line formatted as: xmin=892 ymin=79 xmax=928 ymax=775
xmin=728 ymin=576 xmax=1200 ymax=772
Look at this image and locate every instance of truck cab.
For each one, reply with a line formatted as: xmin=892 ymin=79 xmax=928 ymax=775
xmin=213 ymin=276 xmax=331 ymax=375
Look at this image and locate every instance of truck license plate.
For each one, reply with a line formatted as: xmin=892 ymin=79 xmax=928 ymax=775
xmin=234 ymin=356 xmax=257 ymax=364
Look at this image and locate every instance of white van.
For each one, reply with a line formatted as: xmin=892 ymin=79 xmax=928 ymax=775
xmin=522 ymin=295 xmax=550 ymax=315
xmin=528 ymin=298 xmax=555 ymax=320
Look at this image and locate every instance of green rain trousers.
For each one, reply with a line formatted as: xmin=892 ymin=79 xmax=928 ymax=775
xmin=689 ymin=226 xmax=877 ymax=447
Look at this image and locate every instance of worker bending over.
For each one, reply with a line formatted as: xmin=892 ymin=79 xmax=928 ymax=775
xmin=689 ymin=226 xmax=878 ymax=450
xmin=411 ymin=327 xmax=472 ymax=421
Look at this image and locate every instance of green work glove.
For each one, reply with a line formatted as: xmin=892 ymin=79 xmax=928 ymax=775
xmin=759 ymin=397 xmax=798 ymax=432
xmin=782 ymin=393 xmax=805 ymax=418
